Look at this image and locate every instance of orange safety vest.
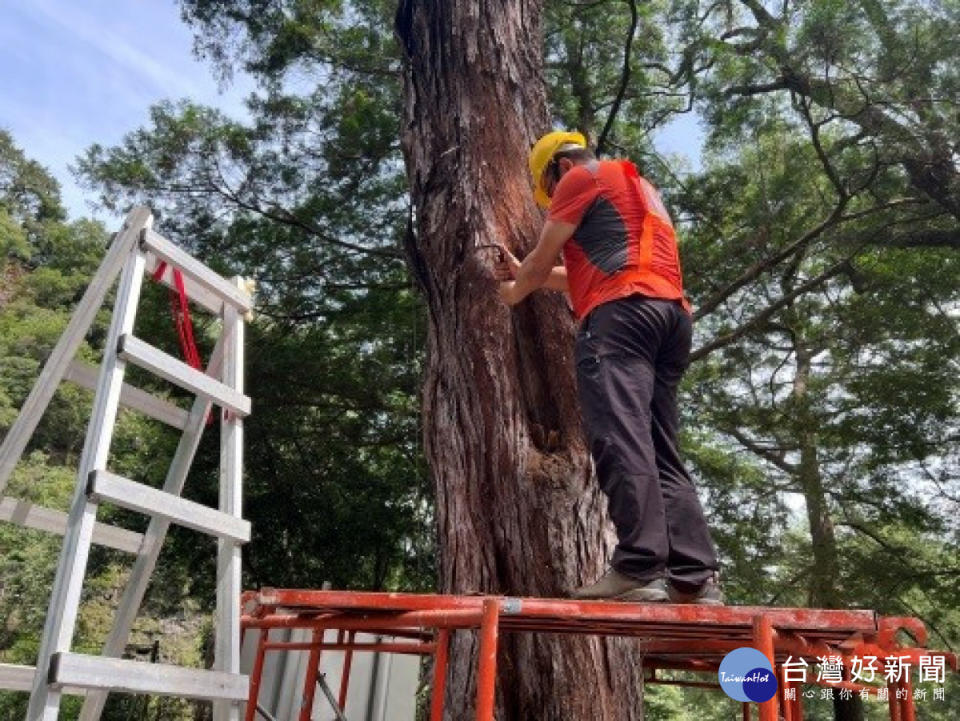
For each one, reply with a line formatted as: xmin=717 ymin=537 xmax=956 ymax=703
xmin=548 ymin=159 xmax=690 ymax=320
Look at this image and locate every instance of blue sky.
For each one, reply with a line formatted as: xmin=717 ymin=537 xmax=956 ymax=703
xmin=1 ymin=1 xmax=701 ymax=224
xmin=0 ymin=0 xmax=252 ymax=222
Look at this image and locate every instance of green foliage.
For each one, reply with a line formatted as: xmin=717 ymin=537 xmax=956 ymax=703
xmin=2 ymin=0 xmax=959 ymax=718
xmin=0 ymin=130 xmax=65 ymax=243
xmin=0 ymin=208 xmax=30 ymax=261
xmin=71 ymin=0 xmax=432 ymax=598
xmin=540 ymin=4 xmax=959 ymax=714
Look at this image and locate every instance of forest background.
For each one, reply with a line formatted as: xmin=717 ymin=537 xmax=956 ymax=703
xmin=0 ymin=0 xmax=957 ymax=719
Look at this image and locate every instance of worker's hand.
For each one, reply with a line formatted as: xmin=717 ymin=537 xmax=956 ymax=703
xmin=492 ymin=246 xmax=521 ymax=282
xmin=498 ymin=281 xmax=521 ymax=306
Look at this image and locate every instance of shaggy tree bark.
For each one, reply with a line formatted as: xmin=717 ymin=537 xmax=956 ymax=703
xmin=395 ymin=0 xmax=645 ymax=719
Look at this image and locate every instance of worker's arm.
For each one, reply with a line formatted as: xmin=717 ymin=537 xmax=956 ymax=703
xmin=494 ymin=249 xmax=568 ymax=292
xmin=497 ymin=219 xmax=576 ymax=305
xmin=543 ymin=265 xmax=569 ymax=292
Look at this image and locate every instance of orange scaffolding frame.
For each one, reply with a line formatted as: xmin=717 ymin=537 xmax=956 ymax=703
xmin=240 ymin=589 xmax=957 ymax=721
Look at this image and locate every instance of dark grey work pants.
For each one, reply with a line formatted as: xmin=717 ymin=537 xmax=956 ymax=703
xmin=575 ymin=295 xmax=718 ymax=588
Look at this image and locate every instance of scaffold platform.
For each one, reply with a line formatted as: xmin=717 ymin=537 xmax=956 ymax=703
xmin=240 ymin=589 xmax=957 ymax=721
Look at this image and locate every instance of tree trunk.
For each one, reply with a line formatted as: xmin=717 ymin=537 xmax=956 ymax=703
xmin=794 ymin=345 xmax=840 ymax=609
xmin=395 ymin=1 xmax=645 ymax=719
xmin=793 ymin=341 xmax=863 ymax=721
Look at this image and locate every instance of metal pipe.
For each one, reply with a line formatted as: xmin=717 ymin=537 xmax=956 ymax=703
xmin=254 ymin=703 xmax=279 ymax=721
xmin=298 ymin=628 xmax=323 ymax=721
xmin=364 ymin=635 xmax=381 ymax=721
xmin=262 ymin=641 xmax=434 ymax=655
xmin=887 ymin=682 xmax=900 ymax=721
xmin=375 ymin=647 xmax=393 ymax=721
xmin=317 ymin=673 xmax=348 ymax=721
xmin=752 ymin=615 xmax=779 ymax=721
xmin=643 ymin=660 xmax=719 ymax=673
xmin=900 ymin=676 xmax=915 ymax=721
xmin=242 ymin=609 xmax=483 ymax=631
xmin=430 ymin=629 xmax=450 ymax=721
xmin=475 ymin=599 xmax=499 ymax=721
xmin=778 ymin=666 xmax=791 ymax=721
xmin=245 ymin=630 xmax=269 ymax=721
xmin=247 ymin=590 xmax=878 ymax=635
xmin=643 ymin=678 xmax=721 ymax=690
xmin=339 ymin=631 xmax=355 ymax=711
xmin=741 ymin=702 xmax=750 ymax=721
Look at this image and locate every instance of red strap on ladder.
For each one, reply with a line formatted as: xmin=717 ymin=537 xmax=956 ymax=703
xmin=152 ymin=261 xmax=203 ymax=370
xmin=152 ymin=262 xmax=213 ymax=424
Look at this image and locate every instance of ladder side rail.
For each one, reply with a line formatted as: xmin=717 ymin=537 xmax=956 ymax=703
xmin=0 ymin=207 xmax=152 ymax=495
xmin=78 ymin=337 xmax=225 ymax=721
xmin=26 ymin=246 xmax=148 ymax=721
xmin=214 ymin=295 xmax=246 ymax=721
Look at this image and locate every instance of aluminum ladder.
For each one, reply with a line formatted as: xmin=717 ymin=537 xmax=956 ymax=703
xmin=0 ymin=206 xmax=253 ymax=720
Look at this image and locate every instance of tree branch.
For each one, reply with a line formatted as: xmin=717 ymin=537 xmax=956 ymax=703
xmin=692 ymin=197 xmax=926 ymax=322
xmin=724 ymin=426 xmax=799 ymax=474
xmin=725 ymin=79 xmax=790 ymax=97
xmin=738 ymin=0 xmax=780 ymax=28
xmin=211 ymin=161 xmax=403 ymax=260
xmin=795 ymin=94 xmax=848 ymax=200
xmin=693 ymin=201 xmax=848 ymax=321
xmin=879 ymin=228 xmax=960 ymax=249
xmin=596 ymin=0 xmax=639 ymax=156
xmin=691 ymin=249 xmax=862 ymax=362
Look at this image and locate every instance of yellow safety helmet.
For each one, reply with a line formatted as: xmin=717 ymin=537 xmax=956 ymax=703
xmin=528 ymin=130 xmax=587 ymax=209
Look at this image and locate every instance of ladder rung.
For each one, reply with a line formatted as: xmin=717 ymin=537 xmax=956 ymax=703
xmin=0 ymin=662 xmax=31 ymax=692
xmin=49 ymin=653 xmax=249 ymax=701
xmin=117 ymin=335 xmax=251 ymax=417
xmin=0 ymin=663 xmax=86 ymax=695
xmin=87 ymin=470 xmax=250 ymax=543
xmin=0 ymin=495 xmax=143 ymax=553
xmin=64 ymin=360 xmax=190 ymax=430
xmin=141 ymin=229 xmax=252 ymax=313
xmin=145 ymin=252 xmax=228 ymax=316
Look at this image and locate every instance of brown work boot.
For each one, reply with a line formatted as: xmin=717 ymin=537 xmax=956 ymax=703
xmin=667 ymin=572 xmax=725 ymax=605
xmin=571 ymin=568 xmax=669 ymax=602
